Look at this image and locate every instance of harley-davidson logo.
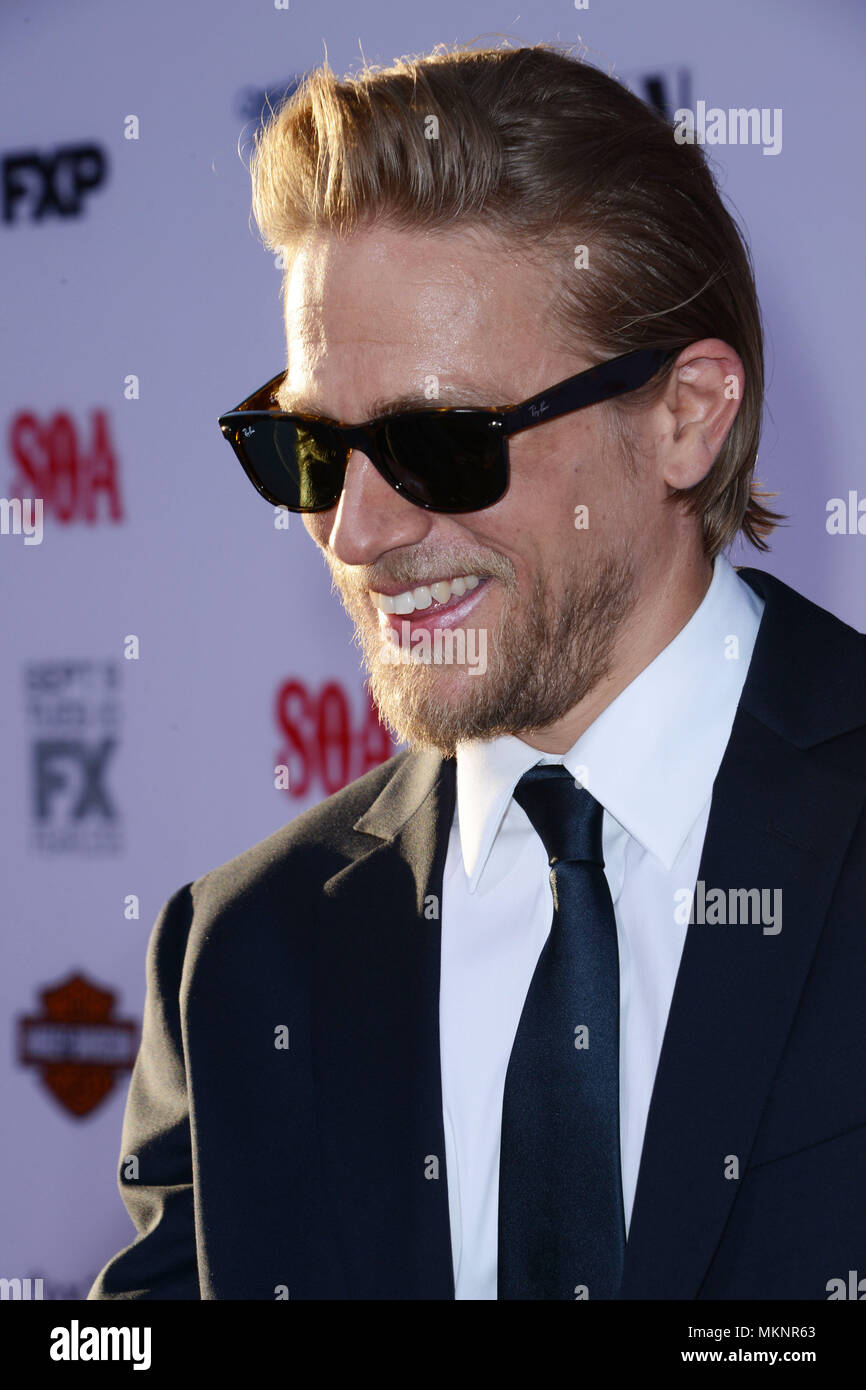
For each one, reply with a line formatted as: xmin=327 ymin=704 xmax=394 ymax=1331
xmin=18 ymin=973 xmax=138 ymax=1118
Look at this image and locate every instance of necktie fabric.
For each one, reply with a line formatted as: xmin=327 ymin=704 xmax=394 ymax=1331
xmin=497 ymin=763 xmax=626 ymax=1299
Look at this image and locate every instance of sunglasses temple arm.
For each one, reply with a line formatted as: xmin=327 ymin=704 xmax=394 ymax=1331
xmin=502 ymin=348 xmax=675 ymax=435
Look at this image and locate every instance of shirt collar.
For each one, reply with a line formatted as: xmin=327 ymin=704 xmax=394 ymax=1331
xmin=454 ymin=554 xmax=764 ymax=889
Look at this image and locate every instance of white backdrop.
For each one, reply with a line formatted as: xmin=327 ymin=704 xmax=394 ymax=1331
xmin=1 ymin=0 xmax=864 ymax=1297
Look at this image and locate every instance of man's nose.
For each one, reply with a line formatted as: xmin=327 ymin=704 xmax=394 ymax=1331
xmin=324 ymin=448 xmax=434 ymax=566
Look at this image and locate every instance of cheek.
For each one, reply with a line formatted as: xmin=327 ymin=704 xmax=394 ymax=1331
xmin=302 ymin=512 xmax=334 ymax=548
xmin=506 ymin=430 xmax=607 ymax=541
xmin=512 ymin=418 xmax=601 ymax=491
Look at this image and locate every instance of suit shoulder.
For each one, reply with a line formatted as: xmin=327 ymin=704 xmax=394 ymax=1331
xmin=738 ymin=565 xmax=865 ymax=644
xmin=737 ymin=566 xmax=866 ymax=754
xmin=187 ymin=750 xmax=412 ymax=915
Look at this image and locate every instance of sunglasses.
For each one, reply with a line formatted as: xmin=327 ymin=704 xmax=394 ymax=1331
xmin=217 ymin=346 xmax=675 ymax=515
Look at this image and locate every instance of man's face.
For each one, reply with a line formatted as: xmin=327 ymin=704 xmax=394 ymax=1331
xmin=286 ymin=224 xmax=673 ymax=755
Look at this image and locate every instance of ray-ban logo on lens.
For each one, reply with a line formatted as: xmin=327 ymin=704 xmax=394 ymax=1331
xmin=242 ymin=425 xmax=256 ymax=437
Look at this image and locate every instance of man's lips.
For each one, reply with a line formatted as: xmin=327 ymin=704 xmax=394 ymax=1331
xmin=374 ymin=577 xmax=493 ymax=633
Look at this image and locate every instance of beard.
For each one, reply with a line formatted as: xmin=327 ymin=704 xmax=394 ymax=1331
xmin=323 ymin=539 xmax=636 ymax=757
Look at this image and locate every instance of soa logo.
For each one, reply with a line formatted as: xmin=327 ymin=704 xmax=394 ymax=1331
xmin=9 ymin=407 xmax=125 ymax=524
xmin=275 ymin=679 xmax=396 ymax=798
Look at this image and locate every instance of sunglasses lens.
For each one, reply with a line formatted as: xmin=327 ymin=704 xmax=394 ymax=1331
xmin=226 ymin=411 xmax=507 ymax=513
xmin=381 ymin=414 xmax=506 ymax=512
xmin=236 ymin=420 xmax=348 ymax=511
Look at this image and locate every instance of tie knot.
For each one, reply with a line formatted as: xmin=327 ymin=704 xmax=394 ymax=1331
xmin=513 ymin=763 xmax=605 ymax=867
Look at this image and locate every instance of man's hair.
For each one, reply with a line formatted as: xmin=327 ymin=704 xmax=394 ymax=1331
xmin=250 ymin=41 xmax=782 ymax=557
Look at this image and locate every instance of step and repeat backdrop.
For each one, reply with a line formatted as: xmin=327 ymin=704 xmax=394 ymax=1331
xmin=1 ymin=0 xmax=864 ymax=1297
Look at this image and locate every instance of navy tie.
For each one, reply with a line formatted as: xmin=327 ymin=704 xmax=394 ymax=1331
xmin=497 ymin=763 xmax=626 ymax=1300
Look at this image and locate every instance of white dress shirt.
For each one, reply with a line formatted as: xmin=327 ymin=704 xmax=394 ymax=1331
xmin=439 ymin=554 xmax=765 ymax=1299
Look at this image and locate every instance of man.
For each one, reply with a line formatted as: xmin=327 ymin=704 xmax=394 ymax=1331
xmin=90 ymin=43 xmax=866 ymax=1301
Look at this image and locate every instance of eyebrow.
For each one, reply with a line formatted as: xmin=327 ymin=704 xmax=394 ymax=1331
xmin=275 ymin=377 xmax=515 ymax=419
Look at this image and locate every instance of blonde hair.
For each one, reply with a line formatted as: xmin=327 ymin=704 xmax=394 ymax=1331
xmin=250 ymin=41 xmax=782 ymax=556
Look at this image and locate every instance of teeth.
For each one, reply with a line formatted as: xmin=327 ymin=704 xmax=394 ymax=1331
xmin=369 ymin=573 xmax=484 ymax=615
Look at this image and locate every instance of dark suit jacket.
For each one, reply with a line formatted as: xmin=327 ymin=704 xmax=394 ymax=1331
xmin=89 ymin=567 xmax=866 ymax=1300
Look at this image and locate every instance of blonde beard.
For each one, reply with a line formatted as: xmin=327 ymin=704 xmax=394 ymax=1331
xmin=332 ymin=547 xmax=636 ymax=756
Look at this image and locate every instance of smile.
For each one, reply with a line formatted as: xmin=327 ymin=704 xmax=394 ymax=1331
xmin=369 ymin=574 xmax=482 ymax=615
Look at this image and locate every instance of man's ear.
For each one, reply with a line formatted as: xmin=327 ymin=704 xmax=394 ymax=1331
xmin=660 ymin=339 xmax=744 ymax=490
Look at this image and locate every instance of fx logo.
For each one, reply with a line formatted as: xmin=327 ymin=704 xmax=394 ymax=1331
xmin=34 ymin=739 xmax=117 ymax=820
xmin=2 ymin=144 xmax=108 ymax=224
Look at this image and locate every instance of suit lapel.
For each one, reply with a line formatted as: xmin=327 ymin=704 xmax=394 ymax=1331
xmin=621 ymin=568 xmax=866 ymax=1298
xmin=311 ymin=750 xmax=457 ymax=1299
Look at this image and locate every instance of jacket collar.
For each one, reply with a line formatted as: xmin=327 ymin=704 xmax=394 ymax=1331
xmin=735 ymin=566 xmax=866 ymax=744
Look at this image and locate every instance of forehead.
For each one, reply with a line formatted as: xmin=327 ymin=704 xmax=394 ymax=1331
xmin=279 ymin=224 xmax=554 ymax=415
xmin=283 ymin=223 xmax=518 ymax=332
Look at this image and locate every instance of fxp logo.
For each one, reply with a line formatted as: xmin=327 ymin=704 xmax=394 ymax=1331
xmin=2 ymin=143 xmax=108 ymax=224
